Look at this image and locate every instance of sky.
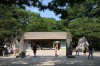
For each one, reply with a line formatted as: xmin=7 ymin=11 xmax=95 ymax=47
xmin=26 ymin=0 xmax=60 ymax=20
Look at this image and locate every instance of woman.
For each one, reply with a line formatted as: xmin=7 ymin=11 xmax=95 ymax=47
xmin=75 ymin=45 xmax=80 ymax=56
xmin=13 ymin=44 xmax=16 ymax=56
xmin=55 ymin=43 xmax=58 ymax=57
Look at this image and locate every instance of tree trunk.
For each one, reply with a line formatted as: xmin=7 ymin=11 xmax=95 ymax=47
xmin=19 ymin=36 xmax=25 ymax=54
xmin=66 ymin=44 xmax=72 ymax=56
xmin=66 ymin=32 xmax=73 ymax=57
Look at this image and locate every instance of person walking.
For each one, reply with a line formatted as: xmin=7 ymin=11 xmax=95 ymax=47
xmin=32 ymin=43 xmax=37 ymax=57
xmin=75 ymin=45 xmax=80 ymax=56
xmin=13 ymin=44 xmax=16 ymax=57
xmin=55 ymin=46 xmax=58 ymax=57
xmin=7 ymin=47 xmax=11 ymax=56
xmin=88 ymin=44 xmax=93 ymax=59
xmin=4 ymin=44 xmax=8 ymax=57
xmin=55 ymin=43 xmax=58 ymax=57
xmin=2 ymin=50 xmax=5 ymax=57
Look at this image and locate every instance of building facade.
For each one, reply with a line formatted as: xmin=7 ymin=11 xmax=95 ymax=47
xmin=24 ymin=32 xmax=68 ymax=50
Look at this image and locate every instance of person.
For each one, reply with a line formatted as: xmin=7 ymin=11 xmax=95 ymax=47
xmin=83 ymin=46 xmax=87 ymax=55
xmin=2 ymin=50 xmax=5 ymax=57
xmin=88 ymin=44 xmax=93 ymax=59
xmin=75 ymin=45 xmax=80 ymax=56
xmin=7 ymin=47 xmax=11 ymax=56
xmin=55 ymin=47 xmax=57 ymax=57
xmin=4 ymin=44 xmax=8 ymax=56
xmin=32 ymin=43 xmax=37 ymax=57
xmin=55 ymin=44 xmax=58 ymax=57
xmin=13 ymin=44 xmax=16 ymax=57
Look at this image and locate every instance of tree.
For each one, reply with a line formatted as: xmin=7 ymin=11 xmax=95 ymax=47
xmin=0 ymin=0 xmax=92 ymax=19
xmin=68 ymin=17 xmax=100 ymax=50
xmin=0 ymin=0 xmax=100 ymax=53
xmin=0 ymin=5 xmax=33 ymax=48
xmin=0 ymin=5 xmax=21 ymax=46
xmin=26 ymin=17 xmax=59 ymax=32
xmin=60 ymin=0 xmax=100 ymax=50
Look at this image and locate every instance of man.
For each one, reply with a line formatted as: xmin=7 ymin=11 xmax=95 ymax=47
xmin=88 ymin=44 xmax=93 ymax=59
xmin=32 ymin=43 xmax=37 ymax=57
xmin=4 ymin=44 xmax=8 ymax=57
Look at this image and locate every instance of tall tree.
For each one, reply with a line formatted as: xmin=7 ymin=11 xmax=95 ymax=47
xmin=0 ymin=0 xmax=92 ymax=19
xmin=68 ymin=17 xmax=100 ymax=50
xmin=26 ymin=17 xmax=59 ymax=32
xmin=0 ymin=5 xmax=21 ymax=45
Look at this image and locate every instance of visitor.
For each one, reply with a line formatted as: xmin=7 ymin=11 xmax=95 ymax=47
xmin=13 ymin=44 xmax=16 ymax=57
xmin=55 ymin=43 xmax=58 ymax=57
xmin=75 ymin=45 xmax=80 ymax=56
xmin=32 ymin=43 xmax=37 ymax=57
xmin=88 ymin=44 xmax=93 ymax=59
xmin=83 ymin=46 xmax=87 ymax=55
xmin=7 ymin=47 xmax=11 ymax=56
xmin=4 ymin=44 xmax=8 ymax=57
xmin=2 ymin=50 xmax=5 ymax=57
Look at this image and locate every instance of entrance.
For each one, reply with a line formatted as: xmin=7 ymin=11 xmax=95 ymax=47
xmin=34 ymin=40 xmax=53 ymax=50
xmin=31 ymin=40 xmax=60 ymax=50
xmin=25 ymin=40 xmax=61 ymax=50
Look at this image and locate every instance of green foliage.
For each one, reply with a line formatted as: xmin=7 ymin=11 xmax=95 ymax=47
xmin=0 ymin=4 xmax=62 ymax=46
xmin=0 ymin=4 xmax=41 ymax=45
xmin=0 ymin=0 xmax=100 ymax=50
xmin=68 ymin=17 xmax=100 ymax=36
xmin=0 ymin=0 xmax=88 ymax=19
xmin=61 ymin=0 xmax=100 ymax=49
xmin=67 ymin=5 xmax=85 ymax=20
xmin=26 ymin=17 xmax=63 ymax=32
xmin=68 ymin=17 xmax=100 ymax=49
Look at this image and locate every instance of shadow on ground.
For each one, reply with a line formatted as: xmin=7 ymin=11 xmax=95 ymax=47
xmin=0 ymin=55 xmax=100 ymax=66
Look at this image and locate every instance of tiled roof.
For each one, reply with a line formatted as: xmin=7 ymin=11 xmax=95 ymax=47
xmin=24 ymin=32 xmax=67 ymax=40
